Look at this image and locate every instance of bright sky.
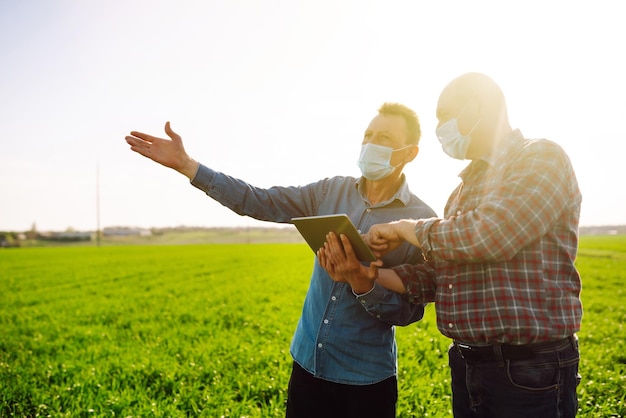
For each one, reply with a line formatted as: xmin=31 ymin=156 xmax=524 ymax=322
xmin=1 ymin=0 xmax=624 ymax=232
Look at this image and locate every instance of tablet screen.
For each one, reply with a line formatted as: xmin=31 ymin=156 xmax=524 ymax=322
xmin=292 ymin=214 xmax=376 ymax=262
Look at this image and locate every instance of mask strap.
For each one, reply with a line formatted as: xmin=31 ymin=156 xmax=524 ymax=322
xmin=457 ymin=97 xmax=480 ymax=136
xmin=391 ymin=144 xmax=414 ymax=167
xmin=392 ymin=144 xmax=414 ymax=153
xmin=467 ymin=119 xmax=481 ymax=136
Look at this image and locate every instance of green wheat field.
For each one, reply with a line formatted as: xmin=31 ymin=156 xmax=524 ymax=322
xmin=1 ymin=235 xmax=625 ymax=417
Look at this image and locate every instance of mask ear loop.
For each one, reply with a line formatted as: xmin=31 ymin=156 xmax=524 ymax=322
xmin=457 ymin=98 xmax=481 ymax=137
xmin=390 ymin=144 xmax=416 ymax=168
xmin=467 ymin=118 xmax=481 ymax=136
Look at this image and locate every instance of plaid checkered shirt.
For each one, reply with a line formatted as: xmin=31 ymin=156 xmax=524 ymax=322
xmin=393 ymin=129 xmax=583 ymax=345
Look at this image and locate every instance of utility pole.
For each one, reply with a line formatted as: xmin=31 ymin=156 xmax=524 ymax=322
xmin=96 ymin=162 xmax=101 ymax=247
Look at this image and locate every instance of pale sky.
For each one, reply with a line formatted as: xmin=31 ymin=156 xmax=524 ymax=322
xmin=1 ymin=0 xmax=624 ymax=232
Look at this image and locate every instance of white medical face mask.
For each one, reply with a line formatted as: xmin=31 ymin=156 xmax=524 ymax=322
xmin=436 ymin=116 xmax=480 ymax=160
xmin=357 ymin=143 xmax=409 ymax=181
xmin=436 ymin=118 xmax=471 ymax=160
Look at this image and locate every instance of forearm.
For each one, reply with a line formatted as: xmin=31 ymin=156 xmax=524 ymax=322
xmin=190 ymin=163 xmax=315 ymax=222
xmin=395 ymin=219 xmax=421 ymax=247
xmin=374 ymin=268 xmax=406 ymax=294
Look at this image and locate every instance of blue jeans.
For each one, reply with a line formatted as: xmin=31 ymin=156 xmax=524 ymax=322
xmin=449 ymin=337 xmax=581 ymax=418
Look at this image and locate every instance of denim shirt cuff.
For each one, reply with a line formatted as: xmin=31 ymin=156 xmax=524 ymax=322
xmin=354 ymin=282 xmax=385 ymax=307
xmin=190 ymin=163 xmax=216 ymax=193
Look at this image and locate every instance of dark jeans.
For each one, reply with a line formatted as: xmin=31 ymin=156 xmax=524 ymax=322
xmin=449 ymin=337 xmax=581 ymax=418
xmin=285 ymin=361 xmax=397 ymax=418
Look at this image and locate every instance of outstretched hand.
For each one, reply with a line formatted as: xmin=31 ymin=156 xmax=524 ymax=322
xmin=125 ymin=122 xmax=199 ymax=179
xmin=317 ymin=232 xmax=382 ymax=294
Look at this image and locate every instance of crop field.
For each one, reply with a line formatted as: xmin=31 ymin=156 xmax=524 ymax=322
xmin=1 ymin=235 xmax=625 ymax=417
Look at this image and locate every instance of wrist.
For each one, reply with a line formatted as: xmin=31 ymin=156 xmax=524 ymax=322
xmin=352 ymin=282 xmax=375 ymax=297
xmin=180 ymin=158 xmax=199 ymax=179
xmin=398 ymin=219 xmax=420 ymax=247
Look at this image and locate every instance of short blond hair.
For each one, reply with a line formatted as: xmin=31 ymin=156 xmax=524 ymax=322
xmin=378 ymin=102 xmax=421 ymax=145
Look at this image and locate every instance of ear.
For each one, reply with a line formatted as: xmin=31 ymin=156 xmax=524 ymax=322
xmin=405 ymin=145 xmax=419 ymax=163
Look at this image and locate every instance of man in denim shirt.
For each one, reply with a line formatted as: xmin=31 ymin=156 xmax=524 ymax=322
xmin=125 ymin=103 xmax=436 ymax=418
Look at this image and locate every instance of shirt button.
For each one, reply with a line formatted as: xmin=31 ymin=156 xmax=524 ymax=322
xmin=331 ymin=296 xmax=337 ymax=301
xmin=323 ymin=319 xmax=329 ymax=324
xmin=456 ymin=211 xmax=462 ymax=216
xmin=318 ymin=343 xmax=323 ymax=348
xmin=448 ymin=323 xmax=454 ymax=328
xmin=448 ymin=284 xmax=453 ymax=289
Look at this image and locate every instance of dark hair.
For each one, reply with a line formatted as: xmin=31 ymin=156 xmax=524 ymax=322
xmin=378 ymin=102 xmax=421 ymax=145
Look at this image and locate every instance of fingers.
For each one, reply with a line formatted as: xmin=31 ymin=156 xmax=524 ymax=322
xmin=339 ymin=234 xmax=356 ymax=259
xmin=317 ymin=247 xmax=335 ymax=275
xmin=127 ymin=120 xmax=178 ymax=144
xmin=324 ymin=232 xmax=345 ymax=261
xmin=317 ymin=246 xmax=327 ymax=267
xmin=128 ymin=130 xmax=159 ymax=143
xmin=366 ymin=261 xmax=381 ymax=281
xmin=364 ymin=226 xmax=391 ymax=252
xmin=365 ymin=233 xmax=388 ymax=252
xmin=368 ymin=227 xmax=388 ymax=244
xmin=164 ymin=121 xmax=181 ymax=142
xmin=125 ymin=135 xmax=143 ymax=146
xmin=125 ymin=135 xmax=152 ymax=158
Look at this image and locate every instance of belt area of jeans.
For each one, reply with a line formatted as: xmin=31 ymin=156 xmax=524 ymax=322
xmin=454 ymin=336 xmax=575 ymax=362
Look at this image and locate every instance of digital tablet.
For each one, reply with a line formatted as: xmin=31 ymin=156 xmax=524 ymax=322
xmin=291 ymin=214 xmax=376 ymax=262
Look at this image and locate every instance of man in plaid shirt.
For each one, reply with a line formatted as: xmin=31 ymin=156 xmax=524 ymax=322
xmin=318 ymin=72 xmax=582 ymax=417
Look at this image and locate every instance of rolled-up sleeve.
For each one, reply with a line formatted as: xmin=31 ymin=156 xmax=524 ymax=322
xmin=391 ymin=262 xmax=437 ymax=305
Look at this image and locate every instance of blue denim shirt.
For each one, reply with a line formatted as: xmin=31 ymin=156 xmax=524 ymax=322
xmin=191 ymin=164 xmax=436 ymax=385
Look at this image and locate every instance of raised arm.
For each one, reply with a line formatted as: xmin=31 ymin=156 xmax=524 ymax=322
xmin=125 ymin=121 xmax=199 ymax=179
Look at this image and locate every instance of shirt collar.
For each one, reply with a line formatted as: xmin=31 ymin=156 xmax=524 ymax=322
xmin=355 ymin=174 xmax=412 ymax=207
xmin=459 ymin=129 xmax=524 ymax=179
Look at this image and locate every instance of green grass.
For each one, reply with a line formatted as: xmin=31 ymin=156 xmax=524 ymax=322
xmin=0 ymin=236 xmax=625 ymax=417
xmin=574 ymin=236 xmax=626 ymax=417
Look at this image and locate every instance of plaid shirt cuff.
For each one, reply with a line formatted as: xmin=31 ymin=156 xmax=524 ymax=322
xmin=392 ymin=262 xmax=436 ymax=305
xmin=414 ymin=217 xmax=439 ymax=261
